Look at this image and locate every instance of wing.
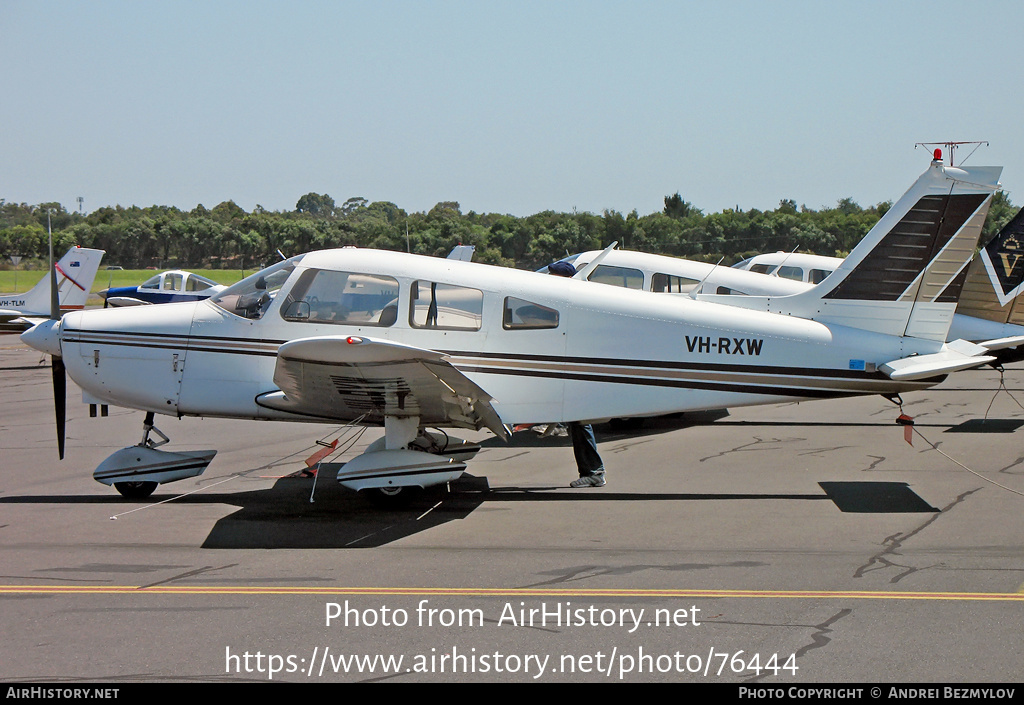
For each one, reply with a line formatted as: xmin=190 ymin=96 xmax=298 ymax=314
xmin=255 ymin=335 xmax=509 ymax=439
xmin=104 ymin=296 xmax=152 ymax=307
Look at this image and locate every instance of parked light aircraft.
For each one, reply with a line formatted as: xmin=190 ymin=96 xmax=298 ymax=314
xmin=558 ymin=202 xmax=1024 ymax=350
xmin=541 ymin=249 xmax=809 ymax=297
xmin=21 ymin=156 xmax=1020 ymax=503
xmin=0 ymin=247 xmax=105 ymax=330
xmin=732 ymin=251 xmax=838 ymax=284
xmin=99 ymin=270 xmax=226 ymax=307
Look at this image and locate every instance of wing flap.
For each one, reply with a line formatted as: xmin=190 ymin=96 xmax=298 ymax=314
xmin=259 ymin=335 xmax=508 ymax=439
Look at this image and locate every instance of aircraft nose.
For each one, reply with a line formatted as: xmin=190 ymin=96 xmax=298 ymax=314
xmin=98 ymin=288 xmax=108 ymax=300
xmin=21 ymin=319 xmax=62 ymax=357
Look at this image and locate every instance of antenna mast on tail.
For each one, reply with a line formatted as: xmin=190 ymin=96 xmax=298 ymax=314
xmin=915 ymin=141 xmax=989 ymax=166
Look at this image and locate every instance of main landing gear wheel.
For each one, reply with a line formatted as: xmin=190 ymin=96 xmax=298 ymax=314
xmin=114 ymin=481 xmax=158 ymax=499
xmin=364 ymin=486 xmax=420 ymax=508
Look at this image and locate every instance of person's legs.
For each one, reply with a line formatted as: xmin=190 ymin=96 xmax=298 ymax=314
xmin=567 ymin=422 xmax=605 ymax=487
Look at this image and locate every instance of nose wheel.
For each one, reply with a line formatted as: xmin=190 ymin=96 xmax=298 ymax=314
xmin=95 ymin=412 xmax=212 ymax=500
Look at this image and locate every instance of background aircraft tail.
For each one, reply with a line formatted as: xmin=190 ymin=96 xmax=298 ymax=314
xmin=766 ymin=157 xmax=1002 ymax=342
xmin=953 ymin=206 xmax=1024 ymax=326
xmin=21 ymin=247 xmax=105 ymax=314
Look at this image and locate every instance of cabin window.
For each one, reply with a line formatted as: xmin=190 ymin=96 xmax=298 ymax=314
xmin=651 ymin=272 xmax=699 ymax=293
xmin=503 ymin=297 xmax=559 ymax=330
xmin=140 ymin=275 xmax=161 ymax=290
xmin=410 ymin=281 xmax=483 ymax=330
xmin=164 ymin=273 xmax=183 ymax=290
xmin=776 ymin=265 xmax=803 ymax=281
xmin=210 ymin=256 xmax=300 ymax=320
xmin=588 ymin=264 xmax=644 ymax=289
xmin=809 ymin=268 xmax=831 ymax=284
xmin=187 ymin=276 xmax=215 ymax=292
xmin=749 ymin=264 xmax=774 ymax=275
xmin=280 ymin=269 xmax=399 ymax=326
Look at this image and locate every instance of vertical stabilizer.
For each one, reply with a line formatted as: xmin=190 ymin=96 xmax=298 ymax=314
xmin=955 ymin=206 xmax=1024 ymax=326
xmin=769 ymin=158 xmax=1001 ymax=341
xmin=20 ymin=247 xmax=106 ymax=315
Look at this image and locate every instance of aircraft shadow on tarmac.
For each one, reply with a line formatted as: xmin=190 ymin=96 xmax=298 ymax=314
xmin=1 ymin=407 xmax=948 ymax=550
xmin=0 ymin=474 xmax=938 ymax=550
xmin=194 ymin=476 xmax=940 ymax=548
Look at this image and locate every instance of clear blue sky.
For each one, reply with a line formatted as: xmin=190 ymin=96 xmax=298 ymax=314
xmin=4 ymin=0 xmax=1022 ymax=217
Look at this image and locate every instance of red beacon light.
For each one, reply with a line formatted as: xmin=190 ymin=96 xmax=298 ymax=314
xmin=933 ymin=148 xmax=942 ymax=161
xmin=346 ymin=336 xmax=364 ymax=345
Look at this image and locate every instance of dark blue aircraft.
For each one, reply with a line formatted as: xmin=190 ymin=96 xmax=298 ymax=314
xmin=99 ymin=270 xmax=226 ymax=307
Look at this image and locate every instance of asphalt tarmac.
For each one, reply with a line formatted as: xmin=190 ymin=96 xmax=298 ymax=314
xmin=2 ymin=335 xmax=1023 ymax=684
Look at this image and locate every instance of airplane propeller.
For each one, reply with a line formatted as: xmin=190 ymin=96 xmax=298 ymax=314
xmin=46 ymin=213 xmax=66 ymax=459
xmin=52 ymin=355 xmax=66 ymax=459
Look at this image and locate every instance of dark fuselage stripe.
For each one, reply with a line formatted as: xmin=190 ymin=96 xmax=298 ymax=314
xmin=61 ymin=330 xmax=936 ymax=397
xmin=442 ymin=349 xmax=881 ymax=380
xmin=455 ymin=365 xmax=916 ymax=398
xmin=63 ymin=330 xmax=888 ymax=380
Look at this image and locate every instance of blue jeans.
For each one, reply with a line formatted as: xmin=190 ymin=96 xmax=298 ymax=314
xmin=568 ymin=422 xmax=604 ymax=477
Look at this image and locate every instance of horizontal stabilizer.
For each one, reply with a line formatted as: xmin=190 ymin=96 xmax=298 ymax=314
xmin=880 ymin=339 xmax=995 ymax=380
xmin=977 ymin=335 xmax=1024 ymax=351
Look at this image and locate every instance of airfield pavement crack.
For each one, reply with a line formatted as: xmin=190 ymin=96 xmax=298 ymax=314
xmin=863 ymin=455 xmax=886 ymax=472
xmin=997 ymin=455 xmax=1024 ymax=476
xmin=699 ymin=436 xmax=805 ymax=464
xmin=517 ymin=561 xmax=765 ymax=589
xmin=852 ymin=488 xmax=982 ymax=583
xmin=483 ymin=451 xmax=530 ymax=463
xmin=741 ymin=608 xmax=853 ymax=683
xmin=938 ymin=401 xmax=972 ymax=418
xmin=796 ymin=445 xmax=856 ymax=457
xmin=869 ymin=396 xmax=933 ymax=418
xmin=608 ymin=438 xmax=655 ymax=453
xmin=138 ymin=563 xmax=239 ymax=589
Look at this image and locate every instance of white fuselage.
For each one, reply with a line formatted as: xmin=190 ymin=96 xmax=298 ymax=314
xmin=52 ymin=248 xmax=945 ymax=428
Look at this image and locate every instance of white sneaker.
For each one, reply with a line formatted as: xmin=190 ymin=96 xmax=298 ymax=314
xmin=569 ymin=475 xmax=606 ymax=488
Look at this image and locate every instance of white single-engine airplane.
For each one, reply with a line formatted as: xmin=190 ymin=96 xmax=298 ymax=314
xmin=20 ymin=156 xmax=1020 ymax=503
xmin=0 ymin=247 xmax=105 ymax=330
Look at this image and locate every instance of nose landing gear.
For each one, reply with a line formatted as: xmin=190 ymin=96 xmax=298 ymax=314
xmin=94 ymin=412 xmax=217 ymax=499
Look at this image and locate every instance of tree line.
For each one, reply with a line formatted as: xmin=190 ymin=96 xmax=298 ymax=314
xmin=0 ymin=190 xmax=1016 ymax=272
